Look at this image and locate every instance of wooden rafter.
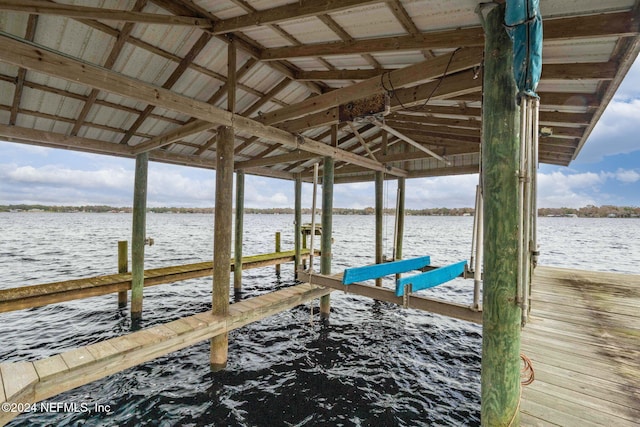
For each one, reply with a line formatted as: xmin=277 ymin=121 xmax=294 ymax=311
xmin=384 ymin=0 xmax=434 ymax=60
xmin=260 ymin=12 xmax=639 ymax=60
xmin=0 ymin=33 xmax=407 ymax=176
xmin=259 ymin=47 xmax=483 ymax=125
xmin=278 ymin=68 xmax=482 ymax=133
xmin=8 ymin=13 xmax=37 ymax=126
xmin=71 ymin=0 xmax=148 ymax=137
xmin=0 ymin=0 xmax=214 ymax=26
xmin=119 ymin=32 xmax=213 ymax=145
xmin=211 ymin=0 xmax=381 ymax=35
xmin=151 ymin=0 xmax=325 ymax=95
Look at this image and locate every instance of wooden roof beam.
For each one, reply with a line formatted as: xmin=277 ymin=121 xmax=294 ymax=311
xmin=260 ymin=47 xmax=483 ymax=125
xmin=261 ymin=11 xmax=639 ymax=60
xmin=211 ymin=0 xmax=381 ymax=35
xmin=0 ymin=33 xmax=403 ymax=176
xmin=0 ymin=0 xmax=214 ymax=26
xmin=279 ymin=68 xmax=482 ymax=132
xmin=294 ymin=60 xmax=618 ymax=82
xmin=8 ymin=14 xmax=38 ymax=126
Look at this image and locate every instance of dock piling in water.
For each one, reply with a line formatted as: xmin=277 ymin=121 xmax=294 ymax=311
xmin=211 ymin=125 xmax=234 ymax=372
xmin=117 ymin=240 xmax=128 ymax=308
xmin=294 ymin=175 xmax=302 ymax=278
xmin=275 ymin=231 xmax=281 ymax=275
xmin=375 ymin=171 xmax=384 ymax=287
xmin=234 ymin=170 xmax=245 ymax=292
xmin=320 ymin=156 xmax=334 ymax=321
xmin=131 ymin=152 xmax=148 ymax=321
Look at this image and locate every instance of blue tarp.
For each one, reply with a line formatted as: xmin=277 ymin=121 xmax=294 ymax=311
xmin=505 ymin=0 xmax=542 ymax=98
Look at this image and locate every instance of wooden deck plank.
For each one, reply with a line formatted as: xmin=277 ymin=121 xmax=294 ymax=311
xmin=0 ymin=362 xmax=39 ymax=400
xmin=521 ymin=266 xmax=640 ymax=426
xmin=59 ymin=348 xmax=96 ymax=370
xmin=33 ymin=355 xmax=68 ymax=382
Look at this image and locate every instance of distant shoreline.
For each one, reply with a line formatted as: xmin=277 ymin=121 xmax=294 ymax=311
xmin=2 ymin=205 xmax=638 ymax=218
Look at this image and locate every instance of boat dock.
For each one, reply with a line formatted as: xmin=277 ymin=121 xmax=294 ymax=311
xmin=520 ymin=266 xmax=640 ymax=426
xmin=1 ymin=264 xmax=639 ymax=425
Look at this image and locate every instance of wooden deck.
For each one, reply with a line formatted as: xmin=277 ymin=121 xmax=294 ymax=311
xmin=0 ymin=283 xmax=332 ymax=426
xmin=521 ymin=266 xmax=640 ymax=426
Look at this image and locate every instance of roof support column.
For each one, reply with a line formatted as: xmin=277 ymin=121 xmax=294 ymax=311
xmin=210 ymin=125 xmax=234 ymax=372
xmin=319 ymin=156 xmax=334 ymax=322
xmin=130 ymin=151 xmax=148 ymax=322
xmin=294 ymin=174 xmax=302 ymax=279
xmin=394 ymin=177 xmax=405 ymax=281
xmin=234 ymin=170 xmax=244 ymax=295
xmin=375 ymin=171 xmax=384 ymax=287
xmin=480 ymin=4 xmax=522 ymax=426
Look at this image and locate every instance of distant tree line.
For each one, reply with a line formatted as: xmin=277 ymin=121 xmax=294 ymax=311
xmin=2 ymin=204 xmax=638 ymax=217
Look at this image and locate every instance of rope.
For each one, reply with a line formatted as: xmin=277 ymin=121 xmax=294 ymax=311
xmin=507 ymin=353 xmax=536 ymax=426
xmin=521 ymin=353 xmax=535 ymax=385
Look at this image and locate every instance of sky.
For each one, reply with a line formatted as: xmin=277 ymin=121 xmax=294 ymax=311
xmin=1 ymin=58 xmax=639 ymax=210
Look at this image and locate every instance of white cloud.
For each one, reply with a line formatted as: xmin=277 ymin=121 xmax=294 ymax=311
xmin=578 ymin=99 xmax=640 ymax=163
xmin=612 ymin=168 xmax=640 ymax=183
xmin=536 ymin=168 xmax=640 ymax=208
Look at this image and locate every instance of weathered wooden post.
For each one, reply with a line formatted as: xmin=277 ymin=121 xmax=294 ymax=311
xmin=394 ymin=177 xmax=405 ymax=281
xmin=294 ymin=175 xmax=302 ymax=278
xmin=319 ymin=156 xmax=333 ymax=321
xmin=275 ymin=231 xmax=281 ymax=275
xmin=211 ymin=126 xmax=234 ymax=372
xmin=117 ymin=240 xmax=128 ymax=307
xmin=375 ymin=171 xmax=384 ymax=287
xmin=211 ymin=39 xmax=236 ymax=371
xmin=481 ymin=4 xmax=522 ymax=425
xmin=131 ymin=151 xmax=148 ymax=321
xmin=234 ymin=170 xmax=244 ymax=292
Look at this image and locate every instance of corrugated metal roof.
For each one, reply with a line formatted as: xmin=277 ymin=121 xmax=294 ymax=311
xmin=0 ymin=0 xmax=637 ymax=181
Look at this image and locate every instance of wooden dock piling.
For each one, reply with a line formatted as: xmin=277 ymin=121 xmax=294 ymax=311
xmin=234 ymin=170 xmax=245 ymax=292
xmin=211 ymin=125 xmax=234 ymax=372
xmin=320 ymin=157 xmax=334 ymax=320
xmin=375 ymin=171 xmax=383 ymax=287
xmin=294 ymin=175 xmax=302 ymax=278
xmin=131 ymin=151 xmax=148 ymax=321
xmin=394 ymin=177 xmax=405 ymax=281
xmin=117 ymin=240 xmax=128 ymax=307
xmin=480 ymin=4 xmax=522 ymax=426
xmin=275 ymin=231 xmax=281 ymax=275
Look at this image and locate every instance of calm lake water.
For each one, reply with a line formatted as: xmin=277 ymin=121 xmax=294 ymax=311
xmin=0 ymin=213 xmax=638 ymax=426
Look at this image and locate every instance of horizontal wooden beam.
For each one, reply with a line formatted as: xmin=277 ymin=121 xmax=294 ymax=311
xmin=211 ymin=0 xmax=381 ymax=35
xmin=298 ymin=271 xmax=482 ymax=324
xmin=260 ymin=11 xmax=639 ymax=60
xmin=235 ymin=150 xmax=318 ymax=169
xmin=0 ymin=250 xmax=313 ymax=313
xmin=295 ymin=68 xmax=395 ymax=81
xmin=279 ymin=69 xmax=482 ymax=132
xmin=132 ymin=121 xmax=216 ymax=154
xmin=0 ymin=0 xmax=214 ymax=26
xmin=294 ymin=60 xmax=618 ymax=82
xmin=0 ymin=33 xmax=401 ymax=176
xmin=260 ymin=47 xmax=483 ymax=125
